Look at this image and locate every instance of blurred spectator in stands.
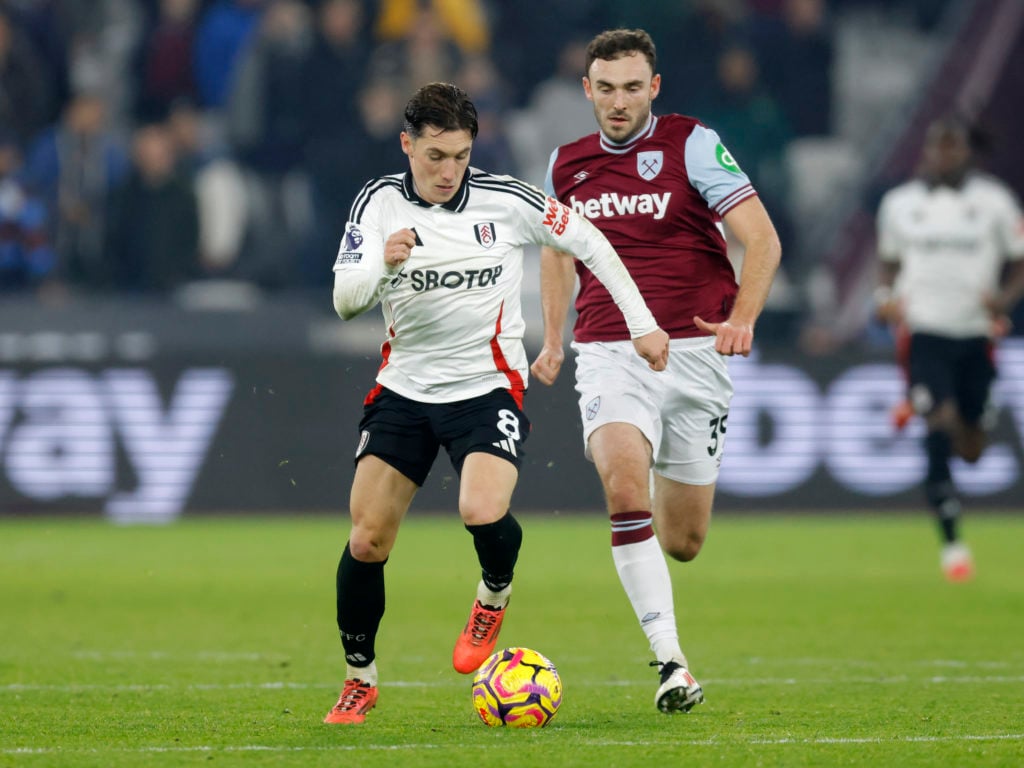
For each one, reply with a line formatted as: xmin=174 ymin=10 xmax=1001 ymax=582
xmin=597 ymin=0 xmax=697 ymax=115
xmin=301 ymin=0 xmax=369 ymax=136
xmin=227 ymin=0 xmax=313 ymax=288
xmin=507 ymin=37 xmax=594 ymax=186
xmin=133 ymin=0 xmax=201 ymax=122
xmin=194 ymin=0 xmax=265 ymax=109
xmin=374 ymin=0 xmax=489 ymax=56
xmin=455 ymin=54 xmax=516 ymax=175
xmin=167 ymin=98 xmax=249 ymax=277
xmin=369 ymin=4 xmax=462 ymax=92
xmin=3 ymin=0 xmax=73 ymax=125
xmin=228 ymin=0 xmax=311 ymax=173
xmin=60 ymin=0 xmax=144 ymax=136
xmin=21 ymin=90 xmax=129 ymax=290
xmin=750 ymin=0 xmax=834 ymax=137
xmin=488 ymin=0 xmax=606 ymax=108
xmin=695 ymin=44 xmax=791 ymax=213
xmin=669 ymin=0 xmax=749 ymax=115
xmin=0 ymin=8 xmax=56 ymax=146
xmin=106 ymin=122 xmax=199 ymax=292
xmin=694 ymin=44 xmax=797 ymax=340
xmin=298 ymin=0 xmax=378 ymax=284
xmin=301 ymin=76 xmax=406 ymax=286
xmin=0 ymin=130 xmax=56 ymax=292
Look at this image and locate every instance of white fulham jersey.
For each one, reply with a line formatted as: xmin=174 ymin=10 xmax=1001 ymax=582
xmin=333 ymin=168 xmax=657 ymax=403
xmin=877 ymin=172 xmax=1024 ymax=338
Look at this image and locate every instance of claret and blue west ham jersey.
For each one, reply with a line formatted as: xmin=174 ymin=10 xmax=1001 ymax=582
xmin=545 ymin=113 xmax=757 ymax=341
xmin=333 ymin=168 xmax=657 ymax=404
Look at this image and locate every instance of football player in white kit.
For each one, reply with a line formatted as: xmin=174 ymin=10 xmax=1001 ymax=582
xmin=875 ymin=117 xmax=1024 ymax=581
xmin=323 ymin=82 xmax=670 ymax=724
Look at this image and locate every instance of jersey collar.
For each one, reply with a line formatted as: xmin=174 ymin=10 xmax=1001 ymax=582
xmin=599 ymin=114 xmax=658 ymax=154
xmin=402 ymin=169 xmax=471 ymax=212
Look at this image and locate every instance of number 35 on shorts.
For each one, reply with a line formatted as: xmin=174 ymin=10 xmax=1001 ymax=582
xmin=707 ymin=413 xmax=728 ymax=457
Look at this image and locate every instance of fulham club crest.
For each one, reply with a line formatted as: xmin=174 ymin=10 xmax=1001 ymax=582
xmin=637 ymin=150 xmax=663 ymax=180
xmin=474 ymin=222 xmax=497 ymax=248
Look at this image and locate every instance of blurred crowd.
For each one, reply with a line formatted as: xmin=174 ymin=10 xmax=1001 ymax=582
xmin=0 ymin=0 xmax=950 ymax=307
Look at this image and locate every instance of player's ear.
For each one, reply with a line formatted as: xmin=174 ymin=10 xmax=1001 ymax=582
xmin=582 ymin=77 xmax=594 ymax=102
xmin=650 ymin=73 xmax=661 ymax=100
xmin=400 ymin=131 xmax=413 ymax=157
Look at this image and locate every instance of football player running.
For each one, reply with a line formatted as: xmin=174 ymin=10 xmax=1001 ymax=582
xmin=874 ymin=117 xmax=1024 ymax=581
xmin=324 ymin=82 xmax=668 ymax=724
xmin=531 ymin=29 xmax=781 ymax=713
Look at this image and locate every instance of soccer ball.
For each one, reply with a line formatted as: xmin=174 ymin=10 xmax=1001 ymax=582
xmin=471 ymin=647 xmax=562 ymax=727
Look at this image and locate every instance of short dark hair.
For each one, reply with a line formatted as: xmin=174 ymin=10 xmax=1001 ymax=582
xmin=585 ymin=29 xmax=657 ymax=76
xmin=403 ymin=82 xmax=478 ymax=140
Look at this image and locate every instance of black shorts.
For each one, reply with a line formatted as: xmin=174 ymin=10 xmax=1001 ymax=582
xmin=354 ymin=388 xmax=531 ymax=486
xmin=908 ymin=333 xmax=995 ymax=424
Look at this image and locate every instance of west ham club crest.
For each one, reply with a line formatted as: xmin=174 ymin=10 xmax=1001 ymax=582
xmin=637 ymin=151 xmax=663 ymax=181
xmin=474 ymin=222 xmax=497 ymax=248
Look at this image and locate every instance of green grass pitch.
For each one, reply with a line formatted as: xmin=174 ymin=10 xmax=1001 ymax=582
xmin=2 ymin=512 xmax=1023 ymax=767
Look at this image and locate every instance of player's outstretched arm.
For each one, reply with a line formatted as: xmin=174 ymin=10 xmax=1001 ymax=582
xmin=696 ymin=197 xmax=781 ymax=356
xmin=530 ymin=246 xmax=575 ymax=385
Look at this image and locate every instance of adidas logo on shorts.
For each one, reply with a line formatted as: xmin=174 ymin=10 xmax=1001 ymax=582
xmin=492 ymin=438 xmax=517 ymax=456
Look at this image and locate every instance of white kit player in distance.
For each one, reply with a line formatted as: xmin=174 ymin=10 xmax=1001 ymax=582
xmin=531 ymin=29 xmax=781 ymax=713
xmin=874 ymin=116 xmax=1024 ymax=581
xmin=323 ymin=82 xmax=669 ymax=725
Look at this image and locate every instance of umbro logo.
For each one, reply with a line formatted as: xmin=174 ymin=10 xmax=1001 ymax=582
xmin=573 ymin=170 xmax=589 ymax=183
xmin=492 ymin=438 xmax=517 ymax=456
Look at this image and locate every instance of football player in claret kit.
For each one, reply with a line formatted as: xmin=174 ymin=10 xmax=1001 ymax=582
xmin=874 ymin=116 xmax=1024 ymax=582
xmin=530 ymin=29 xmax=782 ymax=713
xmin=323 ymin=82 xmax=670 ymax=724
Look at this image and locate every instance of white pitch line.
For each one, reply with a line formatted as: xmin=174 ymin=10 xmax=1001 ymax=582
xmin=5 ymin=674 xmax=1024 ymax=694
xmin=63 ymin=652 xmax=1020 ymax=669
xmin=2 ymin=734 xmax=1022 ymax=755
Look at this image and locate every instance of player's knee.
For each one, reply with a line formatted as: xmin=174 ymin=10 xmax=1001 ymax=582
xmin=958 ymin=442 xmax=983 ymax=463
xmin=602 ymin=479 xmax=650 ymax=514
xmin=662 ymin=530 xmax=706 ymax=562
xmin=955 ymin=426 xmax=985 ymax=463
xmin=347 ymin=530 xmax=392 ymax=562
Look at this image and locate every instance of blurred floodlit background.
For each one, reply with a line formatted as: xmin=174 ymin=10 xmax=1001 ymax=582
xmin=1 ymin=0 xmax=1023 ymax=520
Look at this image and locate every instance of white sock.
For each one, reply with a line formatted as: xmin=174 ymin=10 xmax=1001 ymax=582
xmin=611 ymin=513 xmax=685 ymax=666
xmin=476 ymin=580 xmax=511 ymax=609
xmin=346 ymin=660 xmax=378 ymax=686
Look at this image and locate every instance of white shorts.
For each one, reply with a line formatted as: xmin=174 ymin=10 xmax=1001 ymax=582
xmin=571 ymin=338 xmax=734 ymax=485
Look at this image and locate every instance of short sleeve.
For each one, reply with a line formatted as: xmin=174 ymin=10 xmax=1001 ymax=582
xmin=684 ymin=124 xmax=757 ymax=216
xmin=875 ymin=191 xmax=902 ymax=263
xmin=992 ymin=185 xmax=1024 ymax=260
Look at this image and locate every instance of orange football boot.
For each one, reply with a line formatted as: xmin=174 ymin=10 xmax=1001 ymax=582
xmin=453 ymin=600 xmax=506 ymax=674
xmin=324 ymin=679 xmax=378 ymax=724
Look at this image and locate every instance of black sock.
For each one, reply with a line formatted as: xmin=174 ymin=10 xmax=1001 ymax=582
xmin=466 ymin=512 xmax=522 ymax=596
xmin=336 ymin=542 xmax=386 ymax=667
xmin=924 ymin=431 xmax=959 ymax=544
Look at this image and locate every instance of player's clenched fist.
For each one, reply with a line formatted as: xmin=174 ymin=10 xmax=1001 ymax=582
xmin=384 ymin=228 xmax=418 ymax=269
xmin=633 ymin=327 xmax=670 ymax=371
xmin=530 ymin=343 xmax=565 ymax=386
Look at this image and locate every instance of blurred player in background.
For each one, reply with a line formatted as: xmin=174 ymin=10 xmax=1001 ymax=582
xmin=324 ymin=81 xmax=669 ymax=724
xmin=530 ymin=29 xmax=781 ymax=713
xmin=874 ymin=116 xmax=1024 ymax=581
